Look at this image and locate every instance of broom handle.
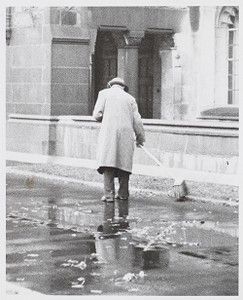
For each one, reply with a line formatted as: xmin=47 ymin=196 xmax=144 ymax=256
xmin=139 ymin=144 xmax=174 ymax=178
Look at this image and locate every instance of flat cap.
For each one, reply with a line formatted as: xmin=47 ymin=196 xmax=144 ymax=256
xmin=107 ymin=77 xmax=125 ymax=87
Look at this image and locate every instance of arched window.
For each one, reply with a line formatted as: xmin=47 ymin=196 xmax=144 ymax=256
xmin=216 ymin=6 xmax=239 ymax=106
xmin=200 ymin=6 xmax=239 ymax=120
xmin=226 ymin=9 xmax=239 ymax=105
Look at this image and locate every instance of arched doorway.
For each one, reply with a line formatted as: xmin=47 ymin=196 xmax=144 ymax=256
xmin=94 ymin=31 xmax=118 ymax=102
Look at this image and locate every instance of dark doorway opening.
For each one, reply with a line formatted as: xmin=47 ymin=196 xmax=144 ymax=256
xmin=94 ymin=31 xmax=118 ymax=104
xmin=138 ymin=34 xmax=154 ymax=119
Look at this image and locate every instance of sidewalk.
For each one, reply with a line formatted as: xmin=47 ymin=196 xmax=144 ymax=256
xmin=6 ymin=161 xmax=239 ymax=206
xmin=6 ymin=282 xmax=42 ymax=295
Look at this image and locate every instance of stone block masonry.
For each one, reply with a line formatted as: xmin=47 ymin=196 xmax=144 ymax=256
xmin=6 ymin=115 xmax=239 ymax=187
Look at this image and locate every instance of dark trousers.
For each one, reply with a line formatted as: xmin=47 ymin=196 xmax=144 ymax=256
xmin=103 ymin=167 xmax=130 ymax=200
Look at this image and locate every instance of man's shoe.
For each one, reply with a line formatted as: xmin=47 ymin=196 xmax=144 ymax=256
xmin=101 ymin=196 xmax=114 ymax=202
xmin=115 ymin=194 xmax=128 ymax=200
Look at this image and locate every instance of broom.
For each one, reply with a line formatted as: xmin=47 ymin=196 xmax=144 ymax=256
xmin=139 ymin=144 xmax=187 ymax=200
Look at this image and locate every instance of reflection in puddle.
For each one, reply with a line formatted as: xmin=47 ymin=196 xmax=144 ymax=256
xmin=94 ymin=202 xmax=170 ymax=271
xmin=6 ymin=175 xmax=239 ymax=295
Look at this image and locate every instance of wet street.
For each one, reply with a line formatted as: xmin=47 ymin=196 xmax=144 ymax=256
xmin=6 ymin=172 xmax=239 ymax=296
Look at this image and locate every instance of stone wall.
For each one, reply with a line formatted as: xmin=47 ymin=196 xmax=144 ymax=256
xmin=6 ymin=7 xmax=52 ymax=115
xmin=6 ymin=6 xmax=237 ymax=121
xmin=7 ymin=115 xmax=239 ymax=178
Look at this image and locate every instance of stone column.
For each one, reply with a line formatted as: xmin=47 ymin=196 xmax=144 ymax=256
xmin=115 ymin=31 xmax=144 ymax=99
xmin=122 ymin=46 xmax=139 ymax=98
xmin=159 ymin=35 xmax=175 ymax=120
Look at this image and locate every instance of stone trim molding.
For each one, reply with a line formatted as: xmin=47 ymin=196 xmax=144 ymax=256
xmin=146 ymin=28 xmax=173 ymax=35
xmin=217 ymin=6 xmax=239 ymax=26
xmin=8 ymin=114 xmax=239 ymax=134
xmin=52 ymin=38 xmax=89 ymax=44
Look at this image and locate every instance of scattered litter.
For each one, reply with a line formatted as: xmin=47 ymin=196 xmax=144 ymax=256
xmin=68 ymin=259 xmax=79 ymax=264
xmin=114 ymin=270 xmax=118 ymax=275
xmin=61 ymin=259 xmax=86 ymax=268
xmin=72 ymin=284 xmax=85 ymax=289
xmin=122 ymin=273 xmax=136 ymax=282
xmin=83 ymin=209 xmax=93 ymax=213
xmin=121 ymin=237 xmax=127 ymax=241
xmin=71 ymin=278 xmax=85 ymax=288
xmin=129 ymin=241 xmax=136 ymax=245
xmin=115 ymin=271 xmax=146 ymax=284
xmin=90 ymin=290 xmax=102 ymax=294
xmin=119 ymin=246 xmax=128 ymax=249
xmin=90 ymin=253 xmax=98 ymax=259
xmin=74 ymin=261 xmax=87 ymax=270
xmin=71 ymin=234 xmax=77 ymax=237
xmin=27 ymin=254 xmax=39 ymax=257
xmin=21 ymin=207 xmax=29 ymax=211
xmin=138 ymin=271 xmax=145 ymax=278
xmin=90 ymin=272 xmax=101 ymax=276
xmin=77 ymin=277 xmax=85 ymax=282
xmin=16 ymin=278 xmax=25 ymax=282
xmin=61 ymin=263 xmax=70 ymax=267
xmin=128 ymin=288 xmax=139 ymax=292
xmin=24 ymin=259 xmax=36 ymax=262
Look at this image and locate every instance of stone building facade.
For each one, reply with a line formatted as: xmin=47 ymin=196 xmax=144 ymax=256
xmin=6 ymin=6 xmax=239 ymax=120
xmin=6 ymin=6 xmax=239 ymax=190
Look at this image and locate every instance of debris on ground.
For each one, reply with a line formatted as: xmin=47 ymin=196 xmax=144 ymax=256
xmin=61 ymin=259 xmax=87 ymax=270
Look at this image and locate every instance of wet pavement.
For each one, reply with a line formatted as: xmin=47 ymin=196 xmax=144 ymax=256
xmin=6 ymin=172 xmax=239 ymax=296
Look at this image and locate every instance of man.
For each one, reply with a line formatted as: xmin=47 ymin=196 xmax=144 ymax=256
xmin=93 ymin=77 xmax=145 ymax=202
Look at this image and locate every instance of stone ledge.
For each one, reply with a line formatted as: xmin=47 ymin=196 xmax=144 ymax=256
xmin=8 ymin=113 xmax=239 ymax=128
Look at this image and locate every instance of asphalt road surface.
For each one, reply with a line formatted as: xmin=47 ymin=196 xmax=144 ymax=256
xmin=6 ymin=173 xmax=238 ymax=296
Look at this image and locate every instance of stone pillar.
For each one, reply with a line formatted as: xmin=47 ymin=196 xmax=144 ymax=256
xmin=159 ymin=35 xmax=175 ymax=120
xmin=116 ymin=31 xmax=144 ymax=99
xmin=117 ymin=48 xmax=126 ymax=79
xmin=160 ymin=50 xmax=173 ymax=120
xmin=121 ymin=46 xmax=139 ymax=98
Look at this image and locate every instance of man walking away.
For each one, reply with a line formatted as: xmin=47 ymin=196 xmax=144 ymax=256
xmin=93 ymin=77 xmax=145 ymax=202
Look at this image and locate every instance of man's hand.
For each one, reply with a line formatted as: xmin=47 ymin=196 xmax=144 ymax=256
xmin=136 ymin=141 xmax=143 ymax=147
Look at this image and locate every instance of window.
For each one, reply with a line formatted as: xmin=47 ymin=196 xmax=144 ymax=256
xmin=227 ymin=15 xmax=239 ymax=105
xmin=200 ymin=6 xmax=239 ymax=121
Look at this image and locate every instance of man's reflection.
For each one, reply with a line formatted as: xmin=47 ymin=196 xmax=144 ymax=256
xmin=95 ymin=201 xmax=170 ymax=271
xmin=95 ymin=201 xmax=133 ymax=275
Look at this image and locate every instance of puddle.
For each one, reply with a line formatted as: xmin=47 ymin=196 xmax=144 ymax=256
xmin=6 ymin=174 xmax=238 ymax=296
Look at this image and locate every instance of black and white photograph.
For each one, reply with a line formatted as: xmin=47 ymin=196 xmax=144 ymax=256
xmin=2 ymin=1 xmax=240 ymax=297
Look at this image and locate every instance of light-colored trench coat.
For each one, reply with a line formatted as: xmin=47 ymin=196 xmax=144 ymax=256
xmin=93 ymin=85 xmax=145 ymax=174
